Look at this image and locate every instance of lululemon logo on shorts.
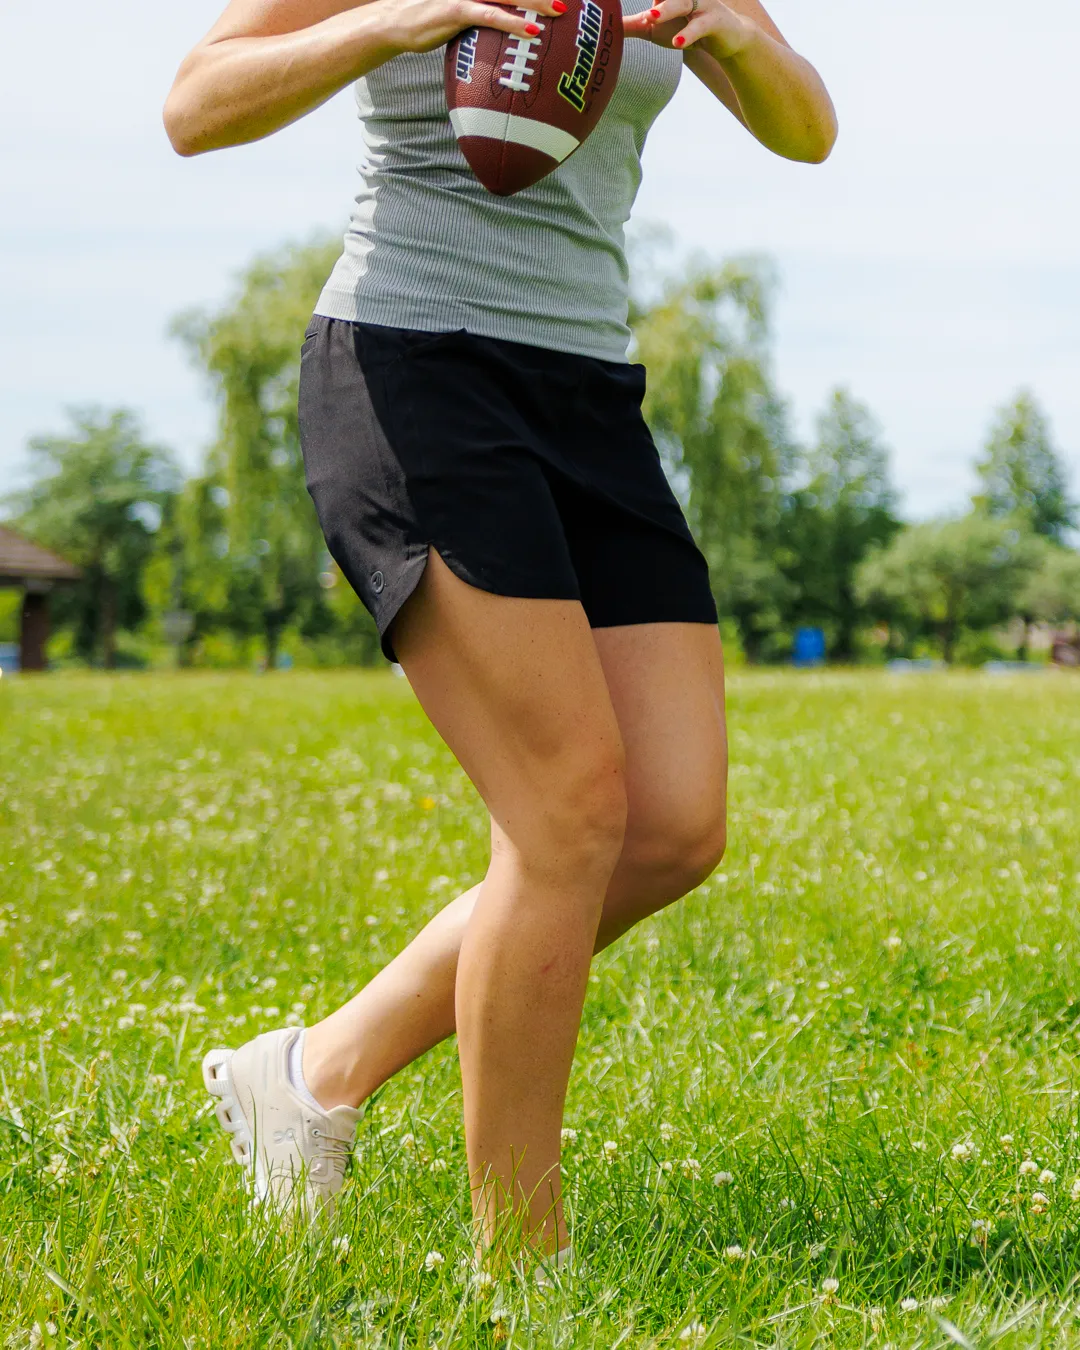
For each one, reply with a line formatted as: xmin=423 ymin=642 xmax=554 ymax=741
xmin=371 ymin=571 xmax=385 ymax=595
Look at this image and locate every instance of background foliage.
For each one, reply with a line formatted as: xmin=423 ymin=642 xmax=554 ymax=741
xmin=3 ymin=240 xmax=1077 ymax=668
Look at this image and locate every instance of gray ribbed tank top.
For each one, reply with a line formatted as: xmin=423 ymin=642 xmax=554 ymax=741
xmin=316 ymin=2 xmax=681 ymax=362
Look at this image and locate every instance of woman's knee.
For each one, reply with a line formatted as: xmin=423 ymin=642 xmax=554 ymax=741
xmin=621 ymin=800 xmax=727 ymax=905
xmin=514 ymin=746 xmax=628 ymax=885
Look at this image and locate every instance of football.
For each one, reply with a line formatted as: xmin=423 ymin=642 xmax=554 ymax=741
xmin=445 ymin=0 xmax=624 ymax=196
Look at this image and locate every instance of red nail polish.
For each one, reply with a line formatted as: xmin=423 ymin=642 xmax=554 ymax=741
xmin=673 ymin=32 xmax=685 ymax=45
xmin=552 ymin=1 xmax=568 ymax=12
xmin=525 ymin=21 xmax=542 ymax=34
xmin=649 ymin=7 xmax=661 ymax=16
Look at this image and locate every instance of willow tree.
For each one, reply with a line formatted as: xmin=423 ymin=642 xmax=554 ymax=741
xmin=173 ymin=237 xmax=341 ymax=666
xmin=631 ymin=258 xmax=796 ymax=659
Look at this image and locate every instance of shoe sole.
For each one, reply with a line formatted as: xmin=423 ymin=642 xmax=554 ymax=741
xmin=202 ymin=1048 xmax=256 ymax=1173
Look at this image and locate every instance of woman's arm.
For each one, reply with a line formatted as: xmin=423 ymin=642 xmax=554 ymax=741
xmin=627 ymin=0 xmax=837 ymax=163
xmin=164 ymin=0 xmax=564 ymax=156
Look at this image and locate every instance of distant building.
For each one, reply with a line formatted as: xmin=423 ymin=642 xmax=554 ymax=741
xmin=0 ymin=526 xmax=81 ymax=672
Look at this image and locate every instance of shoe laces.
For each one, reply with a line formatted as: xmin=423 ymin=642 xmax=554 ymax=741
xmin=310 ymin=1127 xmax=353 ymax=1182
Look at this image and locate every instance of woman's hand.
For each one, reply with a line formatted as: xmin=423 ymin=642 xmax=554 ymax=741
xmin=385 ymin=0 xmax=566 ymax=55
xmin=623 ymin=0 xmax=754 ymax=57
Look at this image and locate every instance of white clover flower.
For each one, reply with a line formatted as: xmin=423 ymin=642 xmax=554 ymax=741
xmin=474 ymin=1271 xmax=494 ymax=1291
xmin=400 ymin=1133 xmax=416 ymax=1152
xmin=929 ymin=1296 xmax=949 ymax=1310
xmin=659 ymin=1122 xmax=677 ymax=1143
xmin=712 ymin=1171 xmax=734 ymax=1187
xmin=602 ymin=1140 xmax=619 ymax=1162
xmin=1031 ymin=1192 xmax=1050 ymax=1214
xmin=900 ymin=1297 xmax=919 ymax=1312
xmin=661 ymin=1160 xmax=674 ymax=1173
xmin=724 ymin=1244 xmax=746 ymax=1259
xmin=884 ymin=935 xmax=902 ymax=951
xmin=1019 ymin=1159 xmax=1038 ymax=1176
xmin=424 ymin=1250 xmax=445 ymax=1271
xmin=1040 ymin=1169 xmax=1056 ymax=1186
xmin=679 ymin=1158 xmax=702 ymax=1180
xmin=911 ymin=1140 xmax=927 ymax=1151
xmin=147 ymin=1073 xmax=168 ymax=1088
xmin=1070 ymin=1178 xmax=1080 ymax=1203
xmin=332 ymin=1236 xmax=350 ymax=1261
xmin=951 ymin=1141 xmax=974 ymax=1161
xmin=679 ymin=1321 xmax=706 ymax=1342
xmin=560 ymin=1128 xmax=579 ymax=1145
xmin=821 ymin=1277 xmax=839 ymax=1297
xmin=117 ymin=1016 xmax=135 ymax=1031
xmin=999 ymin=1133 xmax=1014 ymax=1153
xmin=970 ymin=1219 xmax=991 ymax=1246
xmin=429 ymin=1157 xmax=448 ymax=1173
xmin=28 ymin=1323 xmax=59 ymax=1349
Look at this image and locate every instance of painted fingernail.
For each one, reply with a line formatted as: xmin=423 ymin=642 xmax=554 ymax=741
xmin=552 ymin=2 xmax=568 ymax=12
xmin=525 ymin=21 xmax=542 ymax=33
xmin=649 ymin=7 xmax=662 ymax=16
xmin=673 ymin=32 xmax=686 ymax=45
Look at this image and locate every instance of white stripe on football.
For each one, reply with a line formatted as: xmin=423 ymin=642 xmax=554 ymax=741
xmin=449 ymin=107 xmax=581 ymax=164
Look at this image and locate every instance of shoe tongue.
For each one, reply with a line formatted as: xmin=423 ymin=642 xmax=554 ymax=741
xmin=326 ymin=1103 xmax=362 ymax=1132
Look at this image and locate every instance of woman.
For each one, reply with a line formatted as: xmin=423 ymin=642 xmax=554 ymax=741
xmin=166 ymin=0 xmax=835 ymax=1270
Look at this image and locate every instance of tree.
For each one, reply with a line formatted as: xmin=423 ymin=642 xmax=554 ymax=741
xmin=1021 ymin=547 xmax=1080 ymax=625
xmin=173 ymin=236 xmax=342 ymax=667
xmin=855 ymin=515 xmax=1043 ymax=664
xmin=631 ymin=258 xmax=797 ymax=659
xmin=779 ymin=388 xmax=901 ymax=660
xmin=6 ymin=409 xmax=178 ymax=666
xmin=975 ymin=391 xmax=1076 ymax=542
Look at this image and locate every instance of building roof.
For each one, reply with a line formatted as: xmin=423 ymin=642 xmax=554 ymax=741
xmin=0 ymin=525 xmax=82 ymax=583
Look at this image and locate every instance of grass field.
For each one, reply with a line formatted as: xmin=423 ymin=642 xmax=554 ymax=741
xmin=3 ymin=670 xmax=1080 ymax=1348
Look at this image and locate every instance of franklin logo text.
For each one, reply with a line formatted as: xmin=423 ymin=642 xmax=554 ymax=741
xmin=557 ymin=1 xmax=606 ymax=112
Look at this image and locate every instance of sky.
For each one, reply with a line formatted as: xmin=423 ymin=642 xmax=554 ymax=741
xmin=2 ymin=0 xmax=1078 ymax=520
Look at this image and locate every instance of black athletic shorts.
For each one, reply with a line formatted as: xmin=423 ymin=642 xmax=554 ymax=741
xmin=298 ymin=318 xmax=718 ymax=662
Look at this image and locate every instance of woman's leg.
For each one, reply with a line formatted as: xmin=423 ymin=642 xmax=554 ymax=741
xmin=369 ymin=552 xmax=627 ymax=1258
xmin=304 ymin=615 xmax=727 ymax=1121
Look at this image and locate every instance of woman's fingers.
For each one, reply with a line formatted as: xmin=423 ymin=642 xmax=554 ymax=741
xmin=623 ymin=8 xmax=661 ymax=38
xmin=460 ymin=0 xmax=563 ymax=28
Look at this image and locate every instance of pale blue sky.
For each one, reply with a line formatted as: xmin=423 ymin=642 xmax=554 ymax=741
xmin=2 ymin=0 xmax=1077 ymax=519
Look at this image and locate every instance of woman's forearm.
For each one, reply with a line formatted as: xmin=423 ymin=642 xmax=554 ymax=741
xmin=164 ymin=7 xmax=395 ymax=156
xmin=695 ymin=26 xmax=837 ymax=163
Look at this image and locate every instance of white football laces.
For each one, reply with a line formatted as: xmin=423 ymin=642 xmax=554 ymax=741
xmin=499 ymin=10 xmax=544 ymax=93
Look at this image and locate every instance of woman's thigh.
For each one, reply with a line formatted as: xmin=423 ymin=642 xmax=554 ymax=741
xmin=592 ymin=622 xmax=728 ymax=940
xmin=391 ymin=550 xmax=627 ymax=880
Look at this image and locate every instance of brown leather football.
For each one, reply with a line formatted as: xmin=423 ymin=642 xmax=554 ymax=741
xmin=445 ymin=0 xmax=624 ymax=196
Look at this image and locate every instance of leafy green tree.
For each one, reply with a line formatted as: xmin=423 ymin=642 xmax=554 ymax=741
xmin=1021 ymin=547 xmax=1080 ymax=625
xmin=6 ymin=408 xmax=178 ymax=666
xmin=779 ymin=388 xmax=901 ymax=660
xmin=975 ymin=391 xmax=1076 ymax=541
xmin=855 ymin=515 xmax=1043 ymax=664
xmin=173 ymin=237 xmax=342 ymax=666
xmin=632 ymin=259 xmax=797 ymax=659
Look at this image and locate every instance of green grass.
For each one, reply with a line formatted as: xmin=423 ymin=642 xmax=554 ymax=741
xmin=2 ymin=670 xmax=1080 ymax=1348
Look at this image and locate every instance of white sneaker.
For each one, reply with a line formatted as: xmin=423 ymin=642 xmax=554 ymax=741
xmin=202 ymin=1027 xmax=361 ymax=1220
